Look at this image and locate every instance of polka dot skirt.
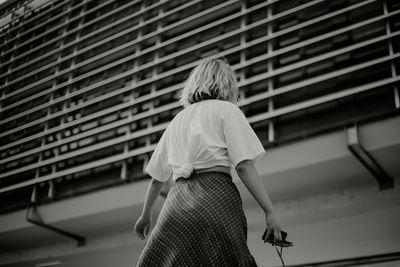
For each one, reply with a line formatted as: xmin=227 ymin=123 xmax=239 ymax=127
xmin=136 ymin=171 xmax=258 ymax=267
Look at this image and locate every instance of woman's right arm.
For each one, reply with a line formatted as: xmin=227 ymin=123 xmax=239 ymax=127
xmin=235 ymin=159 xmax=282 ymax=243
xmin=134 ymin=178 xmax=164 ymax=240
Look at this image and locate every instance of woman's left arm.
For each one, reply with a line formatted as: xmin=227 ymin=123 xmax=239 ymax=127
xmin=134 ymin=179 xmax=164 ymax=239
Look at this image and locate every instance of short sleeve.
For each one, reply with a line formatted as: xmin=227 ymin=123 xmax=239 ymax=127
xmin=222 ymin=104 xmax=266 ymax=167
xmin=145 ymin=128 xmax=172 ymax=182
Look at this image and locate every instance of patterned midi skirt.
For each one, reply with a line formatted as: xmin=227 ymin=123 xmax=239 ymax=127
xmin=136 ymin=171 xmax=258 ymax=267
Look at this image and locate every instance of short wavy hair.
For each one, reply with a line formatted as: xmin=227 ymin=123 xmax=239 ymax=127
xmin=178 ymin=58 xmax=239 ymax=108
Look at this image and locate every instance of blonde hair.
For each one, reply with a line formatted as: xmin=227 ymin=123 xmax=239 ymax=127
xmin=178 ymin=58 xmax=239 ymax=108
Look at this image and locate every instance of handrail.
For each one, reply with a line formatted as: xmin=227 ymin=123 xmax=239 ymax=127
xmin=1 ymin=75 xmax=399 ymax=193
xmin=1 ymin=52 xmax=398 ymax=165
xmin=0 ymin=8 xmax=396 ymax=130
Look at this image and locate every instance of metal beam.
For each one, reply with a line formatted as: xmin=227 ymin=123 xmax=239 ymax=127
xmin=26 ymin=204 xmax=86 ymax=247
xmin=346 ymin=125 xmax=394 ymax=190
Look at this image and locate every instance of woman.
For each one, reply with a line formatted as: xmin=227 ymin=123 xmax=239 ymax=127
xmin=134 ymin=58 xmax=282 ymax=266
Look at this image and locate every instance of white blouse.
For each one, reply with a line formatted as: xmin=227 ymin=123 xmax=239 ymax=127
xmin=145 ymin=99 xmax=266 ymax=182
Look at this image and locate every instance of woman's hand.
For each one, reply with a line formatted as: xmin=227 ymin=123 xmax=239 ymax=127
xmin=264 ymin=211 xmax=282 ymax=244
xmin=134 ymin=214 xmax=152 ymax=240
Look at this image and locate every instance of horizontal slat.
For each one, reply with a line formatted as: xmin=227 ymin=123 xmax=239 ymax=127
xmin=0 ymin=0 xmax=162 ymax=77
xmin=248 ymin=76 xmax=400 ymax=124
xmin=0 ymin=0 xmax=190 ymax=85
xmin=241 ymin=53 xmax=400 ymax=106
xmin=241 ymin=31 xmax=400 ymax=88
xmin=2 ymin=51 xmax=399 ymax=166
xmin=2 ymin=45 xmax=399 ymax=175
xmin=0 ymin=102 xmax=179 ymax=179
xmin=0 ymin=0 xmax=370 ymax=118
xmin=0 ymin=84 xmax=181 ymax=151
xmin=0 ymin=0 xmax=175 ymax=78
xmin=0 ymin=0 xmax=280 ymax=111
xmin=0 ymin=11 xmax=397 ymax=137
xmin=1 ymin=75 xmax=399 ymax=193
xmin=1 ymin=18 xmax=396 ymax=159
xmin=1 ymin=0 xmax=397 ymax=195
xmin=0 ymin=0 xmax=235 ymax=95
xmin=0 ymin=0 xmax=101 ymax=53
xmin=0 ymin=0 xmax=70 ymax=36
xmin=0 ymin=142 xmax=158 ymax=194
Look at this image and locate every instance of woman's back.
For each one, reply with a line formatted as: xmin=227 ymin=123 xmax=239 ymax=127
xmin=168 ymin=99 xmax=232 ymax=176
xmin=146 ymin=99 xmax=265 ymax=182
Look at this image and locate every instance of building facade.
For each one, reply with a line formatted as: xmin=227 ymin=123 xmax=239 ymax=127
xmin=0 ymin=0 xmax=399 ymax=266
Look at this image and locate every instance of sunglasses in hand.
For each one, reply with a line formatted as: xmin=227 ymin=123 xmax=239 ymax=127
xmin=262 ymin=229 xmax=293 ymax=267
xmin=262 ymin=229 xmax=293 ymax=247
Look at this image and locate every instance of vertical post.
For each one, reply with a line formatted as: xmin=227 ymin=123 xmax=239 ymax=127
xmin=1 ymin=8 xmax=21 ymax=104
xmin=239 ymin=0 xmax=247 ymax=101
xmin=132 ymin=1 xmax=147 ymax=175
xmin=121 ymin=116 xmax=131 ymax=181
xmin=0 ymin=17 xmax=9 ymax=105
xmin=383 ymin=0 xmax=399 ymax=109
xmin=30 ymin=186 xmax=37 ymax=204
xmin=45 ymin=0 xmax=72 ymax=199
xmin=267 ymin=0 xmax=275 ymax=143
